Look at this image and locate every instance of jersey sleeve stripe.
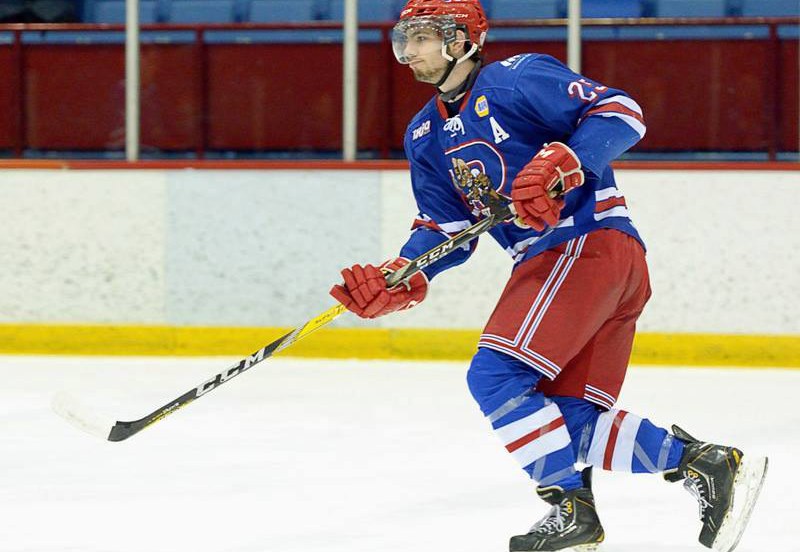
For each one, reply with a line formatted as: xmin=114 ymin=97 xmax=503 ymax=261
xmin=589 ymin=111 xmax=647 ymax=139
xmin=595 ymin=187 xmax=625 ymax=202
xmin=411 ymin=216 xmax=472 ymax=236
xmin=594 ymin=205 xmax=631 ymax=221
xmin=411 ymin=218 xmax=443 ymax=232
xmin=594 ymin=94 xmax=644 ymax=117
xmin=439 ymin=220 xmax=473 ymax=233
xmin=582 ymin=95 xmax=646 ymax=138
xmin=585 ymin=103 xmax=645 ymax=124
xmin=595 ymin=196 xmax=628 ymax=214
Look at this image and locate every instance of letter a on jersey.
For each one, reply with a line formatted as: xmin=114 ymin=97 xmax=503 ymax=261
xmin=490 ymin=116 xmax=510 ymax=144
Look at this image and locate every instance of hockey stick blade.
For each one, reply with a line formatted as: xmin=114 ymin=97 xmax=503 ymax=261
xmin=56 ymin=203 xmax=513 ymax=442
xmin=52 ymin=390 xmax=116 ymax=440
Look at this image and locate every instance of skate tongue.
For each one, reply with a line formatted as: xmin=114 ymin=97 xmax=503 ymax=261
xmin=535 ymin=485 xmax=565 ymax=505
xmin=672 ymin=424 xmax=700 ymax=444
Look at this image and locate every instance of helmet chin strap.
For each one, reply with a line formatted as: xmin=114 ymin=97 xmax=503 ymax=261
xmin=433 ymin=42 xmax=478 ymax=89
xmin=433 ymin=58 xmax=458 ymax=88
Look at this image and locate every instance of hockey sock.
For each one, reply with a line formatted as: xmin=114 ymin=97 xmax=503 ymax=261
xmin=577 ymin=408 xmax=685 ymax=473
xmin=468 ymin=348 xmax=582 ymax=490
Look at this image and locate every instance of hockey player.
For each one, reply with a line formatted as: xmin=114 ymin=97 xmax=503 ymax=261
xmin=330 ymin=1 xmax=767 ymax=551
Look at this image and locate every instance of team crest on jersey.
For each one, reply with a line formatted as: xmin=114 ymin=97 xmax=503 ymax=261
xmin=474 ymin=95 xmax=490 ymax=118
xmin=452 ymin=157 xmax=497 ymax=215
xmin=412 ymin=120 xmax=431 ymax=141
xmin=445 ymin=140 xmax=508 ymax=204
xmin=450 ymin=157 xmax=505 ymax=217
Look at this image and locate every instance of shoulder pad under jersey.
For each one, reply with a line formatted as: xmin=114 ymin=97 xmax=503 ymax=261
xmin=480 ymin=53 xmax=566 ymax=92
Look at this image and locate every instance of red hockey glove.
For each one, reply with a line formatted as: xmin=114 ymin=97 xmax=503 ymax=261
xmin=511 ymin=142 xmax=585 ymax=231
xmin=330 ymin=257 xmax=428 ymax=319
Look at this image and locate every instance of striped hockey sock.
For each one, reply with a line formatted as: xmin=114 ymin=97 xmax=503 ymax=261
xmin=577 ymin=409 xmax=685 ymax=473
xmin=491 ymin=397 xmax=584 ymax=489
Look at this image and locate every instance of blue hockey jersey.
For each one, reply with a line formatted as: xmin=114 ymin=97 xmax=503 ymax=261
xmin=399 ymin=53 xmax=647 ymax=280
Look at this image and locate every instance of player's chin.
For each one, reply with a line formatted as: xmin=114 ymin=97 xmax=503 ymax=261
xmin=411 ymin=68 xmax=440 ymax=84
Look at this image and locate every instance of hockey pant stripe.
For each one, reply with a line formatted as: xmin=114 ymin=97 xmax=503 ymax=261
xmin=476 ymin=236 xmax=587 ymax=381
xmin=477 ymin=339 xmax=560 ymax=380
xmin=514 ymin=239 xmax=578 ymax=347
xmin=584 ymin=384 xmax=617 ymax=410
xmin=518 ymin=236 xmax=587 ymax=347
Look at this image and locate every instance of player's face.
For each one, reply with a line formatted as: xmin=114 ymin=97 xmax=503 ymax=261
xmin=403 ymin=28 xmax=449 ymax=84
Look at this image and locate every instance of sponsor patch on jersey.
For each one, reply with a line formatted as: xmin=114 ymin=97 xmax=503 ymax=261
xmin=412 ymin=120 xmax=431 ymax=141
xmin=500 ymin=53 xmax=532 ymax=70
xmin=474 ymin=95 xmax=490 ymax=118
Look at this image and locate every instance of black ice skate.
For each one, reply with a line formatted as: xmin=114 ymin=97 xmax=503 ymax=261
xmin=509 ymin=468 xmax=604 ymax=552
xmin=665 ymin=425 xmax=768 ymax=552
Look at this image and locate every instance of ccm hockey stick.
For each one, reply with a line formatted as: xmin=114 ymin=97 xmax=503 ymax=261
xmin=54 ymin=183 xmax=514 ymax=442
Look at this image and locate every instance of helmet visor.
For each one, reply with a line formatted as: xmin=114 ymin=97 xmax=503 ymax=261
xmin=392 ymin=15 xmax=457 ymax=64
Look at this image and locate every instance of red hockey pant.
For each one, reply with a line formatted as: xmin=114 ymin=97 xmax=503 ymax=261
xmin=477 ymin=229 xmax=651 ymax=409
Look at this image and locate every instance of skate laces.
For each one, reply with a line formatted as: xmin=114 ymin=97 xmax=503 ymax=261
xmin=684 ymin=475 xmax=712 ymax=520
xmin=529 ymin=502 xmax=568 ymax=534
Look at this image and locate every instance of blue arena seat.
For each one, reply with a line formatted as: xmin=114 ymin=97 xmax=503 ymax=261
xmin=741 ymin=0 xmax=800 ymax=16
xmin=247 ymin=0 xmax=316 ymax=22
xmin=617 ymin=23 xmax=768 ymax=39
xmin=578 ymin=0 xmax=644 ymax=17
xmin=90 ymin=0 xmax=159 ymax=22
xmin=493 ymin=0 xmax=560 ymax=19
xmin=656 ymin=0 xmax=727 ymax=17
xmin=327 ymin=0 xmax=398 ymax=21
xmin=167 ymin=0 xmax=235 ymax=22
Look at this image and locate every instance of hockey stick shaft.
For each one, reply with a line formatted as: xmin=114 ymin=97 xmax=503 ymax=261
xmin=107 ymin=303 xmax=347 ymax=441
xmin=100 ymin=203 xmax=512 ymax=442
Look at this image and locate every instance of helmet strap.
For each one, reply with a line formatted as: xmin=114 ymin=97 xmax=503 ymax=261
xmin=438 ymin=56 xmax=483 ymax=102
xmin=434 ymin=38 xmax=478 ymax=89
xmin=433 ymin=57 xmax=459 ymax=88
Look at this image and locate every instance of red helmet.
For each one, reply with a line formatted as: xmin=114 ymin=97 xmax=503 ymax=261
xmin=398 ymin=0 xmax=489 ymax=51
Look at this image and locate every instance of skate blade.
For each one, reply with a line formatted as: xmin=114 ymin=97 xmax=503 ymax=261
xmin=711 ymin=456 xmax=769 ymax=552
xmin=511 ymin=539 xmax=601 ymax=552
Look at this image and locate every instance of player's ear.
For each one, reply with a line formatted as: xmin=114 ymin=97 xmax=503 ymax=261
xmin=449 ymin=29 xmax=468 ymax=57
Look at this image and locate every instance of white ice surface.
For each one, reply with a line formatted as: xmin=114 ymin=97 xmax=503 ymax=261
xmin=0 ymin=356 xmax=797 ymax=552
